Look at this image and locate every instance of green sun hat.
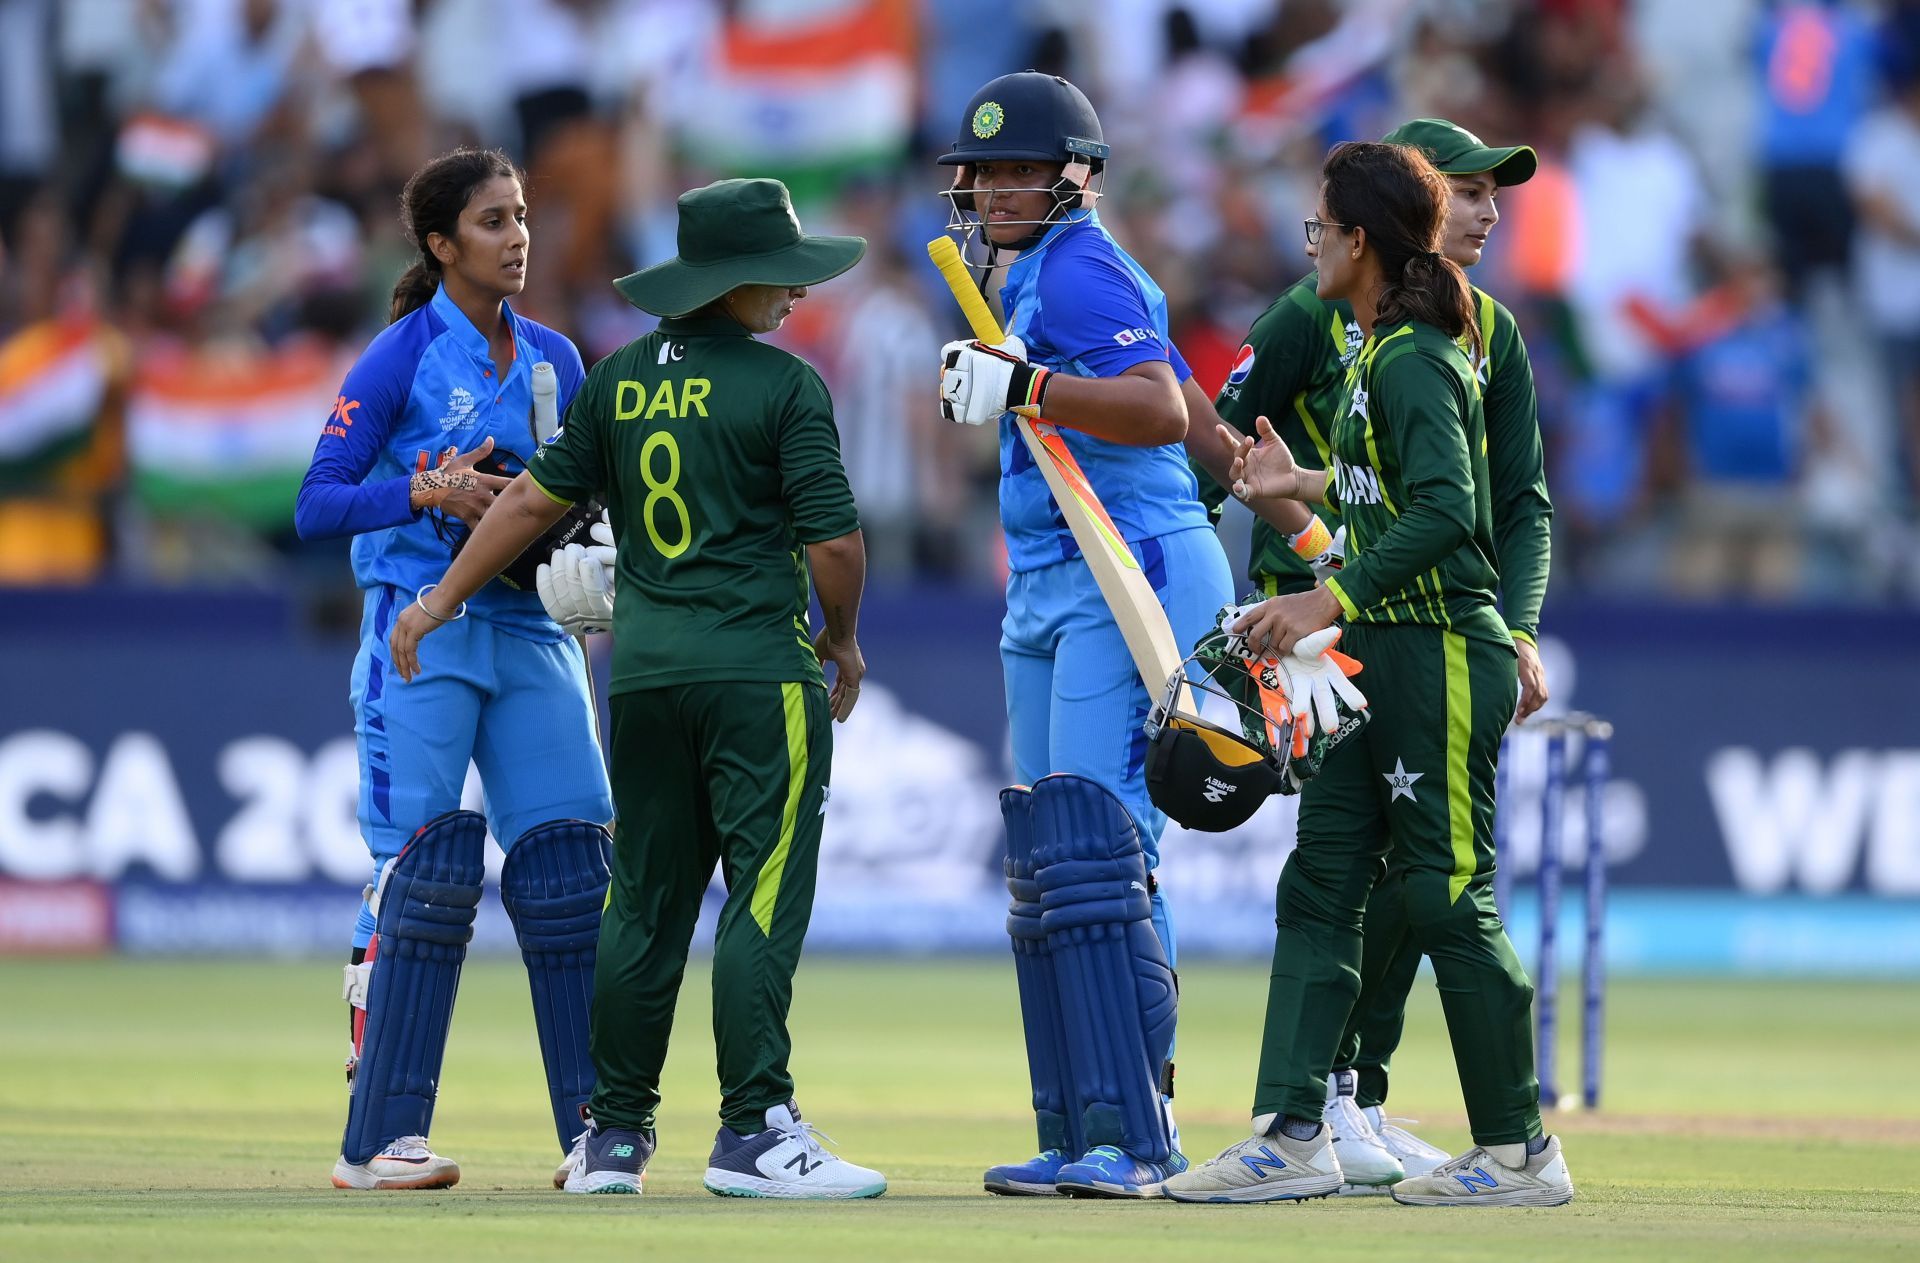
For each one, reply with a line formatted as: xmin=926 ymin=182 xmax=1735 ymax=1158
xmin=612 ymin=178 xmax=867 ymax=318
xmin=1382 ymin=118 xmax=1537 ymax=186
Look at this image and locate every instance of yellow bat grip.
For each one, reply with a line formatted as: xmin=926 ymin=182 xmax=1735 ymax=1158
xmin=927 ymin=237 xmax=1005 ymax=344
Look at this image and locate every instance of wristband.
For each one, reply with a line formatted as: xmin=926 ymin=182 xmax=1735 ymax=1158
xmin=1008 ymin=361 xmax=1052 ymax=417
xmin=415 ymin=583 xmax=467 ymax=623
xmin=1287 ymin=516 xmax=1333 ymax=561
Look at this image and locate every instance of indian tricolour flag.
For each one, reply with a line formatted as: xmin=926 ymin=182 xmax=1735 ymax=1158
xmin=129 ymin=342 xmax=343 ymax=529
xmin=0 ymin=318 xmax=117 ymax=494
xmin=675 ymin=0 xmax=915 ymax=199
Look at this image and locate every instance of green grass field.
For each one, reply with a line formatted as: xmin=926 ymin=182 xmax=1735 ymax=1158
xmin=3 ymin=957 xmax=1917 ymax=1261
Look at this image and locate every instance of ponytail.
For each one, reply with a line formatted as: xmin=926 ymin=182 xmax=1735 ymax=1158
xmin=388 ymin=146 xmax=523 ymax=325
xmin=1323 ymin=142 xmax=1479 ymax=357
xmin=1380 ymin=248 xmax=1479 ymax=359
xmin=389 ymin=258 xmax=442 ymax=322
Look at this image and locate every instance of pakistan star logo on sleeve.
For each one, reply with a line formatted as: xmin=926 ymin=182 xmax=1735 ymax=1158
xmin=1384 ymin=757 xmax=1423 ymax=802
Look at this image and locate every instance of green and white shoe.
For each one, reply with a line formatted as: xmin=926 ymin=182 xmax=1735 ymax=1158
xmin=1160 ymin=1115 xmax=1343 ymax=1204
xmin=1389 ymin=1135 xmax=1574 ymax=1207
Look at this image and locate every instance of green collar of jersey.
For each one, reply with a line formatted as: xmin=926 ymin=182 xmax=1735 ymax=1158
xmin=658 ymin=314 xmax=754 ymax=338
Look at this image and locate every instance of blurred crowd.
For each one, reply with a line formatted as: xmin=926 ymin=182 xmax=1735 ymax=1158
xmin=4 ymin=0 xmax=1920 ymax=607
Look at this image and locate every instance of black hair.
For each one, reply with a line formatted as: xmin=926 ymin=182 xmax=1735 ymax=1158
xmin=389 ymin=147 xmax=523 ymax=323
xmin=1322 ymin=141 xmax=1478 ymax=355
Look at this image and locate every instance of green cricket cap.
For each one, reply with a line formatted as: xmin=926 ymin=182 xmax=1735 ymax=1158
xmin=613 ymin=178 xmax=866 ymax=318
xmin=1382 ymin=118 xmax=1537 ymax=186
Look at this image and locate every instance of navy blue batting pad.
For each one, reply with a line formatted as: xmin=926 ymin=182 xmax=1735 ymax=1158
xmin=1002 ymin=786 xmax=1084 ymax=1159
xmin=1031 ymin=773 xmax=1177 ymax=1164
xmin=341 ymin=809 xmax=485 ymax=1164
xmin=499 ymin=818 xmax=610 ymax=1152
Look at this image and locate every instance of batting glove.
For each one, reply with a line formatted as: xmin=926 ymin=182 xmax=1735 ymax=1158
xmin=939 ymin=335 xmax=1051 ymax=426
xmin=586 ymin=511 xmax=616 ymax=588
xmin=1282 ymin=626 xmax=1368 ymax=741
xmin=536 ymin=541 xmax=614 ymax=635
xmin=1310 ymin=524 xmax=1347 ymax=582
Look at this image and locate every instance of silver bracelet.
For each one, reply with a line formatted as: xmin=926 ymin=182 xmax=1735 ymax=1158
xmin=415 ymin=584 xmax=466 ymax=623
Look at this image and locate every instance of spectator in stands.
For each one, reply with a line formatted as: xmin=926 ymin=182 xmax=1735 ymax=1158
xmin=1845 ymin=40 xmax=1920 ymax=525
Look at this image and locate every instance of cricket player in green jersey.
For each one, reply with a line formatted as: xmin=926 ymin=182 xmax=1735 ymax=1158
xmin=1325 ymin=116 xmax=1554 ymax=1187
xmin=388 ymin=178 xmax=888 ymax=1200
xmin=1184 ymin=118 xmax=1554 ymax=1192
xmin=1163 ymin=142 xmax=1573 ymax=1207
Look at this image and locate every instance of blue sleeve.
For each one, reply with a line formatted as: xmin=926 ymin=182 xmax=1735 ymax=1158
xmin=293 ymin=326 xmax=422 ymax=541
xmin=1035 ymin=249 xmax=1184 ymax=380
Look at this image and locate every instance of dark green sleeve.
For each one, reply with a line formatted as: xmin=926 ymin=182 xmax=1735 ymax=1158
xmin=1326 ymin=349 xmax=1476 ymax=617
xmin=527 ymin=362 xmax=608 ymax=504
xmin=778 ymin=363 xmax=860 ymax=544
xmin=1193 ymin=290 xmax=1322 ymax=512
xmin=1483 ymin=302 xmax=1552 ymax=644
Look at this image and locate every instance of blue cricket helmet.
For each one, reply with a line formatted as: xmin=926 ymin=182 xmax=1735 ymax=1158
xmin=938 ymin=71 xmax=1110 ymax=169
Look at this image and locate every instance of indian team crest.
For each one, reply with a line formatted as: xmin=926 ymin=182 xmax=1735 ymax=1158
xmin=972 ymin=101 xmax=1005 ymax=139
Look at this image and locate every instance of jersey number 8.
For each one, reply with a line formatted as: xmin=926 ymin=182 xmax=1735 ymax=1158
xmin=641 ymin=432 xmax=692 ymax=558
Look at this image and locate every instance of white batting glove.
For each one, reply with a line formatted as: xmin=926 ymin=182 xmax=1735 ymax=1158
xmin=1215 ymin=599 xmax=1269 ymax=662
xmin=1310 ymin=524 xmax=1346 ymax=582
xmin=1283 ymin=626 xmax=1368 ymax=739
xmin=536 ymin=541 xmax=613 ymax=635
xmin=586 ymin=511 xmax=616 ymax=590
xmin=939 ymin=335 xmax=1052 ymax=426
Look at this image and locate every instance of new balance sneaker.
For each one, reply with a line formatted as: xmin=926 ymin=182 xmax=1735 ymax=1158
xmin=553 ymin=1126 xmax=589 ymax=1190
xmin=1160 ymin=1116 xmax=1344 ymax=1204
xmin=703 ymin=1101 xmax=887 ymax=1200
xmin=562 ymin=1118 xmax=654 ymax=1195
xmin=1325 ymin=1070 xmax=1403 ymax=1195
xmin=330 ymin=1136 xmax=460 ymax=1190
xmin=1364 ymin=1105 xmax=1451 ymax=1178
xmin=1390 ymin=1135 xmax=1574 ymax=1207
xmin=1054 ymin=1145 xmax=1188 ymax=1199
xmin=984 ymin=1148 xmax=1069 ymax=1196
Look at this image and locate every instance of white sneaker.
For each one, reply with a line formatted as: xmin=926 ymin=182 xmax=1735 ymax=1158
xmin=331 ymin=1135 xmax=460 ymax=1190
xmin=553 ymin=1128 xmax=588 ymax=1189
xmin=1325 ymin=1070 xmax=1403 ymax=1195
xmin=1390 ymin=1135 xmax=1574 ymax=1207
xmin=1160 ymin=1115 xmax=1344 ymax=1203
xmin=702 ymin=1101 xmax=887 ymax=1200
xmin=1364 ymin=1105 xmax=1451 ymax=1177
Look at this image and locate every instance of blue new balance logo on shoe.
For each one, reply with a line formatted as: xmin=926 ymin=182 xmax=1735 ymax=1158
xmin=1239 ymin=1146 xmax=1289 ymax=1177
xmin=1455 ymin=1166 xmax=1498 ymax=1192
xmin=610 ymin=1144 xmax=635 ymax=1158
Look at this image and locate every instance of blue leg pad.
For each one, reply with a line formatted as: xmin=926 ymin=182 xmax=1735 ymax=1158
xmin=341 ymin=809 xmax=485 ymax=1164
xmin=500 ymin=818 xmax=611 ymax=1153
xmin=1031 ymin=773 xmax=1177 ymax=1165
xmin=1002 ymin=787 xmax=1083 ymax=1160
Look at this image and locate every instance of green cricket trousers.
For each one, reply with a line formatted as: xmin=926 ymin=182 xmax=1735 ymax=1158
xmin=587 ymin=681 xmax=831 ymax=1134
xmin=1253 ymin=623 xmax=1542 ymax=1146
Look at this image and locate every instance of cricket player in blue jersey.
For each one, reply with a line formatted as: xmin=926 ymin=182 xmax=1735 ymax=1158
xmin=294 ymin=148 xmax=615 ymax=1191
xmin=936 ymin=71 xmax=1234 ymax=1198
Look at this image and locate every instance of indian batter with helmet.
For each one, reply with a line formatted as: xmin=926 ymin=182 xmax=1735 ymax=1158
xmin=935 ymin=69 xmax=1244 ymax=1200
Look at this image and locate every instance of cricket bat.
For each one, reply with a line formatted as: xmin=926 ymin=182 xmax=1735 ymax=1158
xmin=928 ymin=236 xmax=1193 ymax=714
xmin=531 ymin=360 xmax=604 ymax=748
xmin=531 ymin=361 xmax=560 ymax=443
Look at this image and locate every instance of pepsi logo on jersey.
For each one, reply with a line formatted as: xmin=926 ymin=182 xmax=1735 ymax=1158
xmin=1227 ymin=344 xmax=1256 ymax=385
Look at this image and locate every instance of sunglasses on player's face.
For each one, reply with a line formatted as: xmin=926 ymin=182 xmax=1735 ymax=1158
xmin=1304 ymin=217 xmax=1354 ymax=246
